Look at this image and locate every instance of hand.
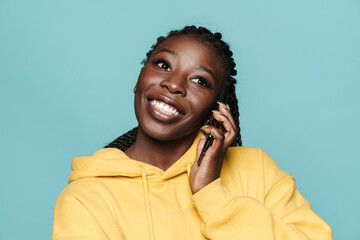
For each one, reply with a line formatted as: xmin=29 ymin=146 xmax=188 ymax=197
xmin=189 ymin=102 xmax=237 ymax=194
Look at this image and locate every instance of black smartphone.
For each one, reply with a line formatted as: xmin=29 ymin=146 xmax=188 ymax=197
xmin=197 ymin=118 xmax=220 ymax=166
xmin=197 ymin=100 xmax=227 ymax=166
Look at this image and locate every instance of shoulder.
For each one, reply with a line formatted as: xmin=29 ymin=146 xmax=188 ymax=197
xmin=223 ymin=147 xmax=290 ymax=186
xmin=92 ymin=147 xmax=125 ymax=158
xmin=56 ymin=178 xmax=108 ymax=205
xmin=224 ymin=147 xmax=285 ymax=171
xmin=224 ymin=146 xmax=264 ymax=169
xmin=225 ymin=146 xmax=263 ymax=159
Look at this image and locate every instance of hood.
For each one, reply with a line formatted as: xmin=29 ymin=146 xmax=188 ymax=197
xmin=68 ymin=131 xmax=203 ymax=184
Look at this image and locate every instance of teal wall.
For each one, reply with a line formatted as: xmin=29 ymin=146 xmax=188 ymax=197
xmin=1 ymin=0 xmax=359 ymax=239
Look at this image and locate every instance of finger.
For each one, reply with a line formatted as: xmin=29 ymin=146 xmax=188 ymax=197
xmin=212 ymin=114 xmax=236 ymax=147
xmin=200 ymin=125 xmax=225 ymax=152
xmin=217 ymin=103 xmax=236 ymax=130
xmin=211 ymin=111 xmax=235 ymax=133
xmin=212 ymin=111 xmax=236 ymax=133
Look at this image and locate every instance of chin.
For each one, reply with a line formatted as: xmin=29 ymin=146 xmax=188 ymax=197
xmin=140 ymin=124 xmax=199 ymax=142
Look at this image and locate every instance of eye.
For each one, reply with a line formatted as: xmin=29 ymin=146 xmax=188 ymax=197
xmin=153 ymin=59 xmax=171 ymax=72
xmin=191 ymin=76 xmax=210 ymax=88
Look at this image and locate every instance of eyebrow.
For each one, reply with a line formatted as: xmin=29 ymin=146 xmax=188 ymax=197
xmin=157 ymin=49 xmax=179 ymax=59
xmin=196 ymin=65 xmax=215 ymax=80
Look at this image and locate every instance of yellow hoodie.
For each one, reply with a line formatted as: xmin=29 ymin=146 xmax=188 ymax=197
xmin=52 ymin=133 xmax=332 ymax=240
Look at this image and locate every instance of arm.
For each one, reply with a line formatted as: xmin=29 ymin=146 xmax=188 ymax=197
xmin=191 ymin=151 xmax=332 ymax=239
xmin=189 ymin=103 xmax=332 ymax=239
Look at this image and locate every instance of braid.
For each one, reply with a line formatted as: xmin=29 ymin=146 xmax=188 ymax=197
xmin=105 ymin=127 xmax=138 ymax=150
xmin=226 ymin=79 xmax=242 ymax=146
xmin=106 ymin=25 xmax=242 ymax=150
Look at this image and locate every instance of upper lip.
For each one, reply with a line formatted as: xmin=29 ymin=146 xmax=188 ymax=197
xmin=149 ymin=94 xmax=185 ymax=114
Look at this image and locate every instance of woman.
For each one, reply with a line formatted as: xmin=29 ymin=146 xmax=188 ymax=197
xmin=52 ymin=26 xmax=332 ymax=239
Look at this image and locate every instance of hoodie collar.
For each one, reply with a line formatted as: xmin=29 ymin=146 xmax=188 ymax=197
xmin=69 ymin=131 xmax=203 ymax=183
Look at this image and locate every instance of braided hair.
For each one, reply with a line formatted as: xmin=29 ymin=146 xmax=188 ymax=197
xmin=105 ymin=26 xmax=242 ymax=151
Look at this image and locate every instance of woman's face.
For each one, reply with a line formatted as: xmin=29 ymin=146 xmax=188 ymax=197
xmin=134 ymin=35 xmax=224 ymax=141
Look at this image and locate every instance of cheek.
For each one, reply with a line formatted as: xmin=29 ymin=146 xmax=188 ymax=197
xmin=136 ymin=69 xmax=164 ymax=93
xmin=189 ymin=92 xmax=217 ymax=118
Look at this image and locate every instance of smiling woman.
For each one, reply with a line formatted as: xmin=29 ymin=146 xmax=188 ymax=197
xmin=134 ymin=35 xmax=223 ymax=146
xmin=51 ymin=26 xmax=333 ymax=240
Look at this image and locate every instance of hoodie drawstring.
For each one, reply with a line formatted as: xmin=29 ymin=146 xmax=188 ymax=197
xmin=140 ymin=167 xmax=155 ymax=240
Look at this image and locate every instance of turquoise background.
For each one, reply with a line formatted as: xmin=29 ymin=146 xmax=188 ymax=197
xmin=0 ymin=0 xmax=359 ymax=239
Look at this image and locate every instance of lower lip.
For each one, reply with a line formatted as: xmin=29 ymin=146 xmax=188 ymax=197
xmin=147 ymin=100 xmax=182 ymax=123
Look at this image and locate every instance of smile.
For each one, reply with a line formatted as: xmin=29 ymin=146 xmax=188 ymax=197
xmin=151 ymin=100 xmax=179 ymax=116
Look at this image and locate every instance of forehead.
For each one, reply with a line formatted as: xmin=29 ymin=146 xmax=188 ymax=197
xmin=153 ymin=35 xmax=224 ymax=77
xmin=154 ymin=35 xmax=218 ymax=59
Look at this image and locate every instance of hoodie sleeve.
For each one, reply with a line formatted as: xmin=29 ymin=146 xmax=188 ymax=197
xmin=52 ymin=180 xmax=125 ymax=240
xmin=191 ymin=150 xmax=333 ymax=240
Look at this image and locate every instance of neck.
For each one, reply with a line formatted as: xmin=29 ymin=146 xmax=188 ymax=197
xmin=125 ymin=128 xmax=198 ymax=171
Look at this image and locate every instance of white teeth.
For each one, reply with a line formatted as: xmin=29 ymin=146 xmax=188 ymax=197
xmin=151 ymin=100 xmax=179 ymax=116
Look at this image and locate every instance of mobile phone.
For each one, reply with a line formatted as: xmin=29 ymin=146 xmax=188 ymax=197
xmin=197 ymin=98 xmax=228 ymax=166
xmin=197 ymin=118 xmax=220 ymax=166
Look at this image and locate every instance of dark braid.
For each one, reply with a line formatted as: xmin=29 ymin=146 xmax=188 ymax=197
xmin=105 ymin=26 xmax=242 ymax=150
xmin=105 ymin=127 xmax=138 ymax=151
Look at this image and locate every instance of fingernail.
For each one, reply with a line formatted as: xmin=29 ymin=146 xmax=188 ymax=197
xmin=200 ymin=125 xmax=209 ymax=130
xmin=200 ymin=135 xmax=206 ymax=139
xmin=217 ymin=101 xmax=227 ymax=109
xmin=226 ymin=104 xmax=231 ymax=110
xmin=212 ymin=110 xmax=222 ymax=115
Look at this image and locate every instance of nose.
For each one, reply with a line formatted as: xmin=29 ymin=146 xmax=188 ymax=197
xmin=160 ymin=74 xmax=186 ymax=96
